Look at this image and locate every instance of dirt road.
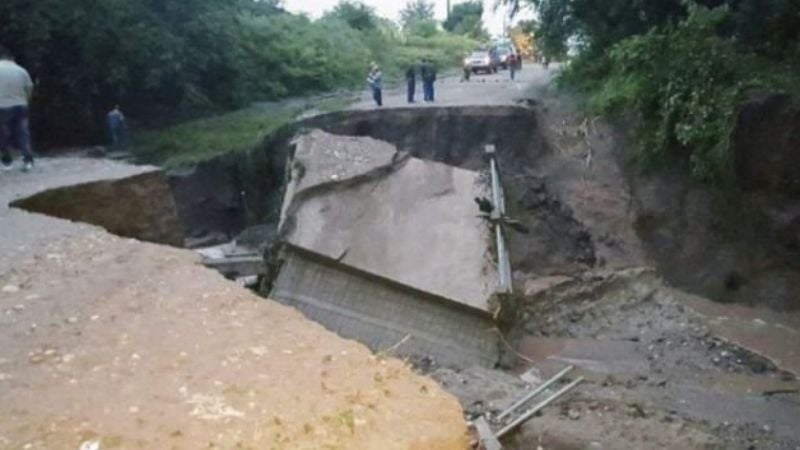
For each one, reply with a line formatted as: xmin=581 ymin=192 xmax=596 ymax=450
xmin=0 ymin=158 xmax=469 ymax=448
xmin=0 ymin=158 xmax=155 ymax=275
xmin=350 ymin=64 xmax=553 ymax=110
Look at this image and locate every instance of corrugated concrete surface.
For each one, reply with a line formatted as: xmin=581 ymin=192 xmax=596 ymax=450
xmin=271 ymin=248 xmax=499 ymax=367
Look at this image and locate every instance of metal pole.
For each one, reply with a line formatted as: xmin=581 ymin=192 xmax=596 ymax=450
xmin=490 ymin=157 xmax=502 ymax=215
xmin=496 ymin=365 xmax=574 ymax=421
xmin=496 ymin=377 xmax=585 ymax=439
xmin=495 ymin=226 xmax=510 ymax=293
xmin=487 ymin=145 xmax=512 ymax=294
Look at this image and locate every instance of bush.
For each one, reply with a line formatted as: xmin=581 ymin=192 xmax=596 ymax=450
xmin=237 ymin=13 xmax=372 ymax=98
xmin=564 ymin=5 xmax=800 ymax=185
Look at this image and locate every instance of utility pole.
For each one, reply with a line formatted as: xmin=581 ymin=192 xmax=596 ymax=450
xmin=446 ymin=0 xmax=451 ymax=20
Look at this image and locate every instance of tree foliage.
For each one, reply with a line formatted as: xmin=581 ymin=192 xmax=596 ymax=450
xmin=443 ymin=1 xmax=488 ymax=40
xmin=400 ymin=0 xmax=436 ymax=30
xmin=0 ymin=0 xmax=475 ymax=146
xmin=325 ymin=1 xmax=378 ymax=31
xmin=508 ymin=0 xmax=800 ymax=185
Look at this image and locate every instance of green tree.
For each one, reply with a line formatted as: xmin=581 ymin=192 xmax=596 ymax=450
xmin=502 ymin=0 xmax=689 ymax=57
xmin=400 ymin=0 xmax=436 ymax=31
xmin=325 ymin=1 xmax=378 ymax=31
xmin=442 ymin=1 xmax=488 ymax=40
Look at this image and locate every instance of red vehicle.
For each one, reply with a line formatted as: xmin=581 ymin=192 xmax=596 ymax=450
xmin=495 ymin=45 xmax=522 ymax=70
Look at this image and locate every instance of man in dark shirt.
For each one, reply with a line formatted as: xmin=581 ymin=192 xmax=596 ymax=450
xmin=421 ymin=59 xmax=437 ymax=103
xmin=405 ymin=64 xmax=416 ymax=104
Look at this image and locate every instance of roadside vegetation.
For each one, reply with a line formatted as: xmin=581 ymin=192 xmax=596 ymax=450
xmin=509 ymin=0 xmax=800 ymax=186
xmin=132 ymin=108 xmax=299 ymax=168
xmin=0 ymin=0 xmax=481 ymax=158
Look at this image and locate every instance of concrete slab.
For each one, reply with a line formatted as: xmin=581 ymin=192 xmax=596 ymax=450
xmin=280 ymin=131 xmax=497 ymax=312
xmin=272 ymin=248 xmax=500 ymax=367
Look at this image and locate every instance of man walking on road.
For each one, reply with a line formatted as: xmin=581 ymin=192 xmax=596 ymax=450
xmin=421 ymin=59 xmax=437 ymax=103
xmin=0 ymin=46 xmax=35 ymax=172
xmin=405 ymin=64 xmax=416 ymax=104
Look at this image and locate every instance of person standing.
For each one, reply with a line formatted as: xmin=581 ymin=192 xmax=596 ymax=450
xmin=0 ymin=47 xmax=35 ymax=172
xmin=421 ymin=59 xmax=437 ymax=103
xmin=509 ymin=53 xmax=517 ymax=81
xmin=106 ymin=105 xmax=127 ymax=148
xmin=367 ymin=64 xmax=383 ymax=107
xmin=405 ymin=64 xmax=416 ymax=104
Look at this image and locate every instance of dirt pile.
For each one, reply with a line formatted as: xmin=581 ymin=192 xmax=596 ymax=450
xmin=0 ymin=231 xmax=468 ymax=449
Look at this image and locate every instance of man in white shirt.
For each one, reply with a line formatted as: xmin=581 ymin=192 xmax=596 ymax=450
xmin=0 ymin=46 xmax=35 ymax=172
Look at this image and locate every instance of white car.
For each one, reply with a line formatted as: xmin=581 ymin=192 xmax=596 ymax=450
xmin=463 ymin=51 xmax=499 ymax=74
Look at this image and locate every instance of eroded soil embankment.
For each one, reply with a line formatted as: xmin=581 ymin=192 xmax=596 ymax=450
xmin=0 ymin=230 xmax=469 ymax=449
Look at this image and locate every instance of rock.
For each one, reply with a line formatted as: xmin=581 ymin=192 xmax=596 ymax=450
xmin=1 ymin=285 xmax=19 ymax=293
xmin=568 ymin=409 xmax=581 ymax=420
xmin=523 ymin=275 xmax=574 ymax=298
xmin=79 ymin=440 xmax=101 ymax=450
xmin=185 ymin=233 xmax=229 ymax=249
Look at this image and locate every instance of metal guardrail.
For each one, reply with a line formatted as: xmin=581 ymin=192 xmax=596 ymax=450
xmin=485 ymin=145 xmax=513 ymax=295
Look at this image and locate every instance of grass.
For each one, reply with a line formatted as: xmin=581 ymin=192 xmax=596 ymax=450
xmin=132 ymin=92 xmax=358 ymax=168
xmin=132 ymin=108 xmax=301 ymax=168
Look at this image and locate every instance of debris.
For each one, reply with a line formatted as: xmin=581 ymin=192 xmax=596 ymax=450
xmin=495 ymin=376 xmax=584 ymax=439
xmin=187 ymin=393 xmax=245 ymax=421
xmin=497 ymin=365 xmax=575 ymax=422
xmin=762 ymin=389 xmax=799 ymax=397
xmin=2 ymin=285 xmax=20 ymax=293
xmin=79 ymin=440 xmax=101 ymax=450
xmin=248 ymin=346 xmax=268 ymax=357
xmin=471 ymin=416 xmax=503 ymax=450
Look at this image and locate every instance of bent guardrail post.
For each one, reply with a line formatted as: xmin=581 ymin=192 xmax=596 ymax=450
xmin=486 ymin=144 xmax=513 ymax=295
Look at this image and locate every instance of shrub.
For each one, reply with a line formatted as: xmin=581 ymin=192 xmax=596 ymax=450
xmin=565 ymin=4 xmax=800 ymax=185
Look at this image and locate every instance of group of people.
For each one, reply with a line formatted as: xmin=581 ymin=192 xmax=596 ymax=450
xmin=367 ymin=58 xmax=438 ymax=107
xmin=0 ymin=46 xmax=127 ymax=174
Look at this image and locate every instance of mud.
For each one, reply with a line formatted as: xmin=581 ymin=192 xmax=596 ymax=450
xmin=435 ymin=269 xmax=800 ymax=449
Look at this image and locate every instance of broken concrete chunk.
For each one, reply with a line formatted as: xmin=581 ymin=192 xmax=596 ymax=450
xmin=280 ymin=131 xmax=497 ymax=311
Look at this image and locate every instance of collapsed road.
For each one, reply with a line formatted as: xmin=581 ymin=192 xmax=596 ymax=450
xmin=2 ymin=66 xmax=800 ymax=449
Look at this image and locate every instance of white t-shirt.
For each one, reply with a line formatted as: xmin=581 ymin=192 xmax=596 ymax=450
xmin=0 ymin=59 xmax=33 ymax=108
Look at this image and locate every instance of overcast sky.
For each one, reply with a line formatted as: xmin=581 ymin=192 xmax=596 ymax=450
xmin=282 ymin=0 xmax=533 ymax=37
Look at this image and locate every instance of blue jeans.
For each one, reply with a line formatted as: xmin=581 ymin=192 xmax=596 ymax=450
xmin=372 ymin=87 xmax=382 ymax=107
xmin=423 ymin=80 xmax=435 ymax=102
xmin=108 ymin=124 xmax=126 ymax=148
xmin=0 ymin=105 xmax=34 ymax=164
xmin=407 ymin=80 xmax=416 ymax=103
